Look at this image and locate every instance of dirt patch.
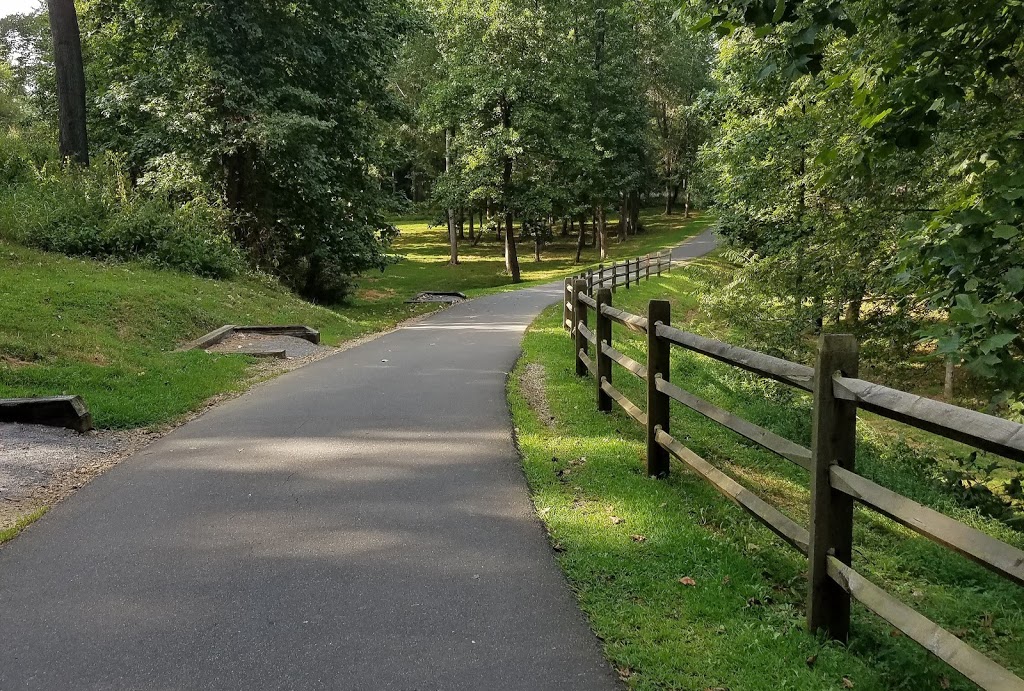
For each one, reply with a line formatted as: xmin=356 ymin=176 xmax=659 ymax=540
xmin=1 ymin=355 xmax=35 ymax=369
xmin=359 ymin=288 xmax=397 ymax=301
xmin=86 ymin=353 xmax=109 ymax=366
xmin=520 ymin=363 xmax=556 ymax=429
xmin=0 ymin=425 xmax=154 ymax=531
xmin=206 ymin=332 xmax=327 ymax=359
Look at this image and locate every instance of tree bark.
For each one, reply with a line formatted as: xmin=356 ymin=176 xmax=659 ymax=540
xmin=844 ymin=297 xmax=863 ymax=325
xmin=46 ymin=0 xmax=89 ymax=165
xmin=574 ymin=214 xmax=587 ymax=263
xmin=618 ymin=195 xmax=627 ymax=243
xmin=500 ymin=95 xmax=520 ymax=282
xmin=628 ymin=190 xmax=640 ymax=234
xmin=596 ymin=205 xmax=608 ymax=260
xmin=468 ymin=208 xmax=475 ymax=242
xmin=445 ymin=129 xmax=459 ymax=264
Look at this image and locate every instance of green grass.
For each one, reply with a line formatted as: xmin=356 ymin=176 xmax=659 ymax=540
xmin=0 ymin=240 xmax=436 ymax=428
xmin=1 ymin=209 xmax=705 ymax=429
xmin=376 ymin=211 xmax=711 ymax=298
xmin=509 ymin=257 xmax=1024 ymax=690
xmin=0 ymin=507 xmax=48 ymax=545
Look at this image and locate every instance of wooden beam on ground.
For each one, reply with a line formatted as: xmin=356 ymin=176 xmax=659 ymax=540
xmin=0 ymin=395 xmax=93 ymax=432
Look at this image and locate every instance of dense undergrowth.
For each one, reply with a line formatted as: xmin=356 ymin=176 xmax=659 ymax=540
xmin=0 ymin=122 xmax=242 ymax=278
xmin=510 ymin=256 xmax=1024 ymax=690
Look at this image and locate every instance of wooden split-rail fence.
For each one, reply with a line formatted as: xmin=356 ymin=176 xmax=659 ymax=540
xmin=562 ymin=276 xmax=1024 ymax=691
xmin=561 ymin=250 xmax=673 ymax=331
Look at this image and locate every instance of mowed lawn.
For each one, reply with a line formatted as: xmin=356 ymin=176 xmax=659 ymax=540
xmin=366 ymin=211 xmax=712 ymax=299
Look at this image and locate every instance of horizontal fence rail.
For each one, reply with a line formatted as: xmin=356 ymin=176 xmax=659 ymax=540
xmin=562 ymin=276 xmax=1024 ymax=690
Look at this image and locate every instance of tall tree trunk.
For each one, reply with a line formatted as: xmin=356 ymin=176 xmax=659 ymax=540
xmin=844 ymin=299 xmax=862 ymax=325
xmin=468 ymin=208 xmax=475 ymax=242
xmin=591 ymin=212 xmax=598 ymax=247
xmin=618 ymin=195 xmax=627 ymax=243
xmin=574 ymin=214 xmax=587 ymax=263
xmin=500 ymin=95 xmax=520 ymax=282
xmin=682 ymin=182 xmax=690 ymax=219
xmin=46 ymin=0 xmax=88 ymax=165
xmin=665 ymin=184 xmax=674 ymax=215
xmin=504 ymin=211 xmax=520 ymax=281
xmin=628 ymin=190 xmax=640 ymax=234
xmin=445 ymin=129 xmax=459 ymax=265
xmin=534 ymin=226 xmax=542 ymax=262
xmin=457 ymin=207 xmax=465 ymax=240
xmin=561 ymin=217 xmax=569 ymax=237
xmin=596 ymin=205 xmax=608 ymax=260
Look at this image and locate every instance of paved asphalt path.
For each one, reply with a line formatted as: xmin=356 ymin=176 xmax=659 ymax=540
xmin=0 ymin=229 xmax=716 ymax=691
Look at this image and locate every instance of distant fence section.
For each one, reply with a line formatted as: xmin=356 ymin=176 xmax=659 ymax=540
xmin=562 ymin=250 xmax=672 ymax=332
xmin=562 ymin=277 xmax=1024 ymax=691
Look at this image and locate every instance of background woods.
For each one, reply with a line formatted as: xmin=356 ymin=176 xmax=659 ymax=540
xmin=0 ymin=0 xmax=1022 ymax=401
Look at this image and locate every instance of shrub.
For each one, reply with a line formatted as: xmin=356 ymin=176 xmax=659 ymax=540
xmin=0 ymin=155 xmax=243 ymax=279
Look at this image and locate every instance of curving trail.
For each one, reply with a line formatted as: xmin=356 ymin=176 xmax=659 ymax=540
xmin=0 ymin=229 xmax=716 ymax=691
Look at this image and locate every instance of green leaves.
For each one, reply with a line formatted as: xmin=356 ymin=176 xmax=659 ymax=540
xmin=82 ymin=0 xmax=410 ymax=301
xmin=981 ymin=333 xmax=1018 ymax=354
xmin=991 ymin=224 xmax=1019 ymax=240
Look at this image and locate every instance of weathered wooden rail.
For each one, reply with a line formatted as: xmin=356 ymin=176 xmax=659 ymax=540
xmin=562 ymin=250 xmax=671 ymax=331
xmin=563 ymin=278 xmax=1024 ymax=690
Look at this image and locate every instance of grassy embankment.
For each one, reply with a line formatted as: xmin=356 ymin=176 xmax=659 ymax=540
xmin=509 ymin=257 xmax=1024 ymax=690
xmin=0 ymin=211 xmax=707 ymax=429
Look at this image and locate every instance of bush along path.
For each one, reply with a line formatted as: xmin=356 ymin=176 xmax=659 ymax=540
xmin=0 ymin=230 xmax=717 ymax=690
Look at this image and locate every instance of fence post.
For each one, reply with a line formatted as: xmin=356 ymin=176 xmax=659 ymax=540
xmin=563 ymin=278 xmax=572 ymax=332
xmin=611 ymin=263 xmax=618 ymax=294
xmin=595 ymin=288 xmax=613 ymax=412
xmin=657 ymin=252 xmax=663 ymax=277
xmin=667 ymin=251 xmax=672 ymax=274
xmin=626 ymin=259 xmax=632 ymax=289
xmin=807 ymin=334 xmax=860 ymax=642
xmin=647 ymin=299 xmax=671 ymax=478
xmin=645 ymin=255 xmax=651 ymax=281
xmin=573 ymin=279 xmax=589 ymax=377
xmin=587 ymin=269 xmax=594 ymax=296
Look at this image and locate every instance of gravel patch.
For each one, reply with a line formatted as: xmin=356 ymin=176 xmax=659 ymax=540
xmin=206 ymin=332 xmax=328 ymax=359
xmin=0 ymin=424 xmax=154 ymax=530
